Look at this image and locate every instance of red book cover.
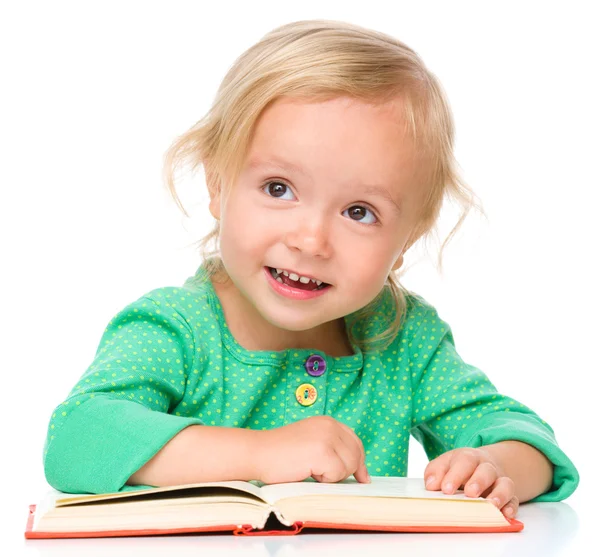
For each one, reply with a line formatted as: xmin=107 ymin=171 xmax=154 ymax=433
xmin=25 ymin=504 xmax=523 ymax=539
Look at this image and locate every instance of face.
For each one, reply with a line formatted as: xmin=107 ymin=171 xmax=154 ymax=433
xmin=209 ymin=95 xmax=425 ymax=339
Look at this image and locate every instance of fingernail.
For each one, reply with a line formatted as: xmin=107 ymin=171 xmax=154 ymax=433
xmin=505 ymin=507 xmax=514 ymax=516
xmin=468 ymin=483 xmax=480 ymax=495
xmin=425 ymin=476 xmax=435 ymax=487
xmin=492 ymin=497 xmax=501 ymax=508
xmin=443 ymin=482 xmax=454 ymax=493
xmin=367 ymin=473 xmax=371 ymax=482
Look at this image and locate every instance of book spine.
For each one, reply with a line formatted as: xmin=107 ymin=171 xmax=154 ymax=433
xmin=233 ymin=522 xmax=305 ymax=536
xmin=272 ymin=506 xmax=294 ymax=527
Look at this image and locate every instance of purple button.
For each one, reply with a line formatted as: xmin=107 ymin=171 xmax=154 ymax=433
xmin=305 ymin=354 xmax=326 ymax=377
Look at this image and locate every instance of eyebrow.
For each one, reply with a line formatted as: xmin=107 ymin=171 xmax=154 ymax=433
xmin=247 ymin=156 xmax=403 ymax=215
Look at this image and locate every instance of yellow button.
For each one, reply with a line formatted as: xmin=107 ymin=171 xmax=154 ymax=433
xmin=296 ymin=384 xmax=318 ymax=407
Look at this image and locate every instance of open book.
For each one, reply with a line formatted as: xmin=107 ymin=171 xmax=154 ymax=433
xmin=25 ymin=476 xmax=523 ymax=538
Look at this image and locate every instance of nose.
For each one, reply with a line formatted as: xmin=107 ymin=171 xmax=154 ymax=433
xmin=283 ymin=209 xmax=332 ymax=258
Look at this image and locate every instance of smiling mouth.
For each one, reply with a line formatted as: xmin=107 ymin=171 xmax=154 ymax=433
xmin=267 ymin=267 xmax=330 ymax=291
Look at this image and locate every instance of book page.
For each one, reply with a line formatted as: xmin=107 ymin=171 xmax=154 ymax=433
xmin=51 ymin=480 xmax=266 ymax=507
xmin=259 ymin=476 xmax=481 ymax=506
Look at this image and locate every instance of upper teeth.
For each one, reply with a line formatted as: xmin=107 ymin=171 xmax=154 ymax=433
xmin=276 ymin=268 xmax=323 ymax=286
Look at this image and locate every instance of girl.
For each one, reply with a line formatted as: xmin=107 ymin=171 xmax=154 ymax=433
xmin=43 ymin=19 xmax=579 ymax=520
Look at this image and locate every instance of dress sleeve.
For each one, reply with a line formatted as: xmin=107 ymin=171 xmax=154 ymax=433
xmin=43 ymin=294 xmax=203 ymax=494
xmin=408 ymin=299 xmax=579 ymax=502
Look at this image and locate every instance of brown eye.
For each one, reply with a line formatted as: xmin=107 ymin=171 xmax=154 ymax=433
xmin=348 ymin=206 xmax=366 ymax=220
xmin=262 ymin=181 xmax=295 ymax=200
xmin=343 ymin=205 xmax=377 ymax=224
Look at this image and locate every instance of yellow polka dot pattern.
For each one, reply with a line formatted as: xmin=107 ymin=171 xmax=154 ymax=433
xmin=42 ymin=262 xmax=578 ymax=498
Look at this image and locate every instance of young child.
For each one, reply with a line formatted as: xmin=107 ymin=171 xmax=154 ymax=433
xmin=43 ymin=19 xmax=579 ymax=520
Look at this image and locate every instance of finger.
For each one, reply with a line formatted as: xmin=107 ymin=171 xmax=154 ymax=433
xmin=348 ymin=435 xmax=370 ymax=483
xmin=335 ymin=433 xmax=370 ymax=483
xmin=337 ymin=422 xmax=370 ymax=482
xmin=423 ymin=451 xmax=453 ymax=491
xmin=484 ymin=477 xmax=517 ymax=511
xmin=313 ymin=435 xmax=362 ymax=483
xmin=500 ymin=496 xmax=520 ymax=519
xmin=463 ymin=462 xmax=500 ymax=498
xmin=439 ymin=449 xmax=481 ymax=495
xmin=353 ymin=456 xmax=371 ymax=484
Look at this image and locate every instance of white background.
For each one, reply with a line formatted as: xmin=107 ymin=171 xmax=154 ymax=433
xmin=1 ymin=0 xmax=598 ymax=553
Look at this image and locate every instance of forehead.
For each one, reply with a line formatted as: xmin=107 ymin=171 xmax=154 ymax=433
xmin=244 ymin=96 xmax=428 ymax=206
xmin=249 ymin=95 xmax=410 ymax=146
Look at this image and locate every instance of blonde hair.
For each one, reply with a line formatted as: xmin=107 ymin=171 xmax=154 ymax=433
xmin=163 ymin=19 xmax=486 ymax=352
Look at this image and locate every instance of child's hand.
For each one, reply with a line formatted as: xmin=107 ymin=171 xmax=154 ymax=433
xmin=254 ymin=416 xmax=370 ymax=485
xmin=423 ymin=447 xmax=519 ymax=519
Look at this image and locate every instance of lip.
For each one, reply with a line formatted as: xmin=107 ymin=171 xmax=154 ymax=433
xmin=264 ymin=267 xmax=331 ymax=300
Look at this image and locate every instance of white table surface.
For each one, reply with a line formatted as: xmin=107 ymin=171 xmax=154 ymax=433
xmin=14 ymin=493 xmax=594 ymax=557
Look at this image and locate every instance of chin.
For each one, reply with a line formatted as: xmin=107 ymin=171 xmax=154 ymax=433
xmin=262 ymin=311 xmax=328 ymax=332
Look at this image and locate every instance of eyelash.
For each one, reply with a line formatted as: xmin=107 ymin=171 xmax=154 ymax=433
xmin=260 ymin=180 xmax=380 ymax=225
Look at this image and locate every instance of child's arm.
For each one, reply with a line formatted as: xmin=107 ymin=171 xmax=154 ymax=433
xmin=126 ymin=424 xmax=263 ymax=486
xmin=406 ymin=297 xmax=579 ymax=508
xmin=43 ymin=293 xmax=205 ymax=494
xmin=128 ymin=415 xmax=370 ymax=486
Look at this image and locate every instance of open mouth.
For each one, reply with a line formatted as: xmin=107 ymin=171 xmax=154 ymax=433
xmin=267 ymin=267 xmax=330 ymax=291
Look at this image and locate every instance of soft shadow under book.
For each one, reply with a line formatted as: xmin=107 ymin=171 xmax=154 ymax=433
xmin=25 ymin=476 xmax=523 ymax=538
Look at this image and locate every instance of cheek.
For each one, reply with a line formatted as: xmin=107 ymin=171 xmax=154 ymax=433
xmin=344 ymin=236 xmax=398 ymax=274
xmin=220 ymin=204 xmax=271 ymax=258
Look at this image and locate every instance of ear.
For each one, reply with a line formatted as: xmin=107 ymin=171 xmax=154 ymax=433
xmin=209 ymin=189 xmax=221 ymax=220
xmin=206 ymin=169 xmax=222 ymax=220
xmin=391 ymin=253 xmax=404 ymax=271
xmin=392 ymin=228 xmax=420 ymax=271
